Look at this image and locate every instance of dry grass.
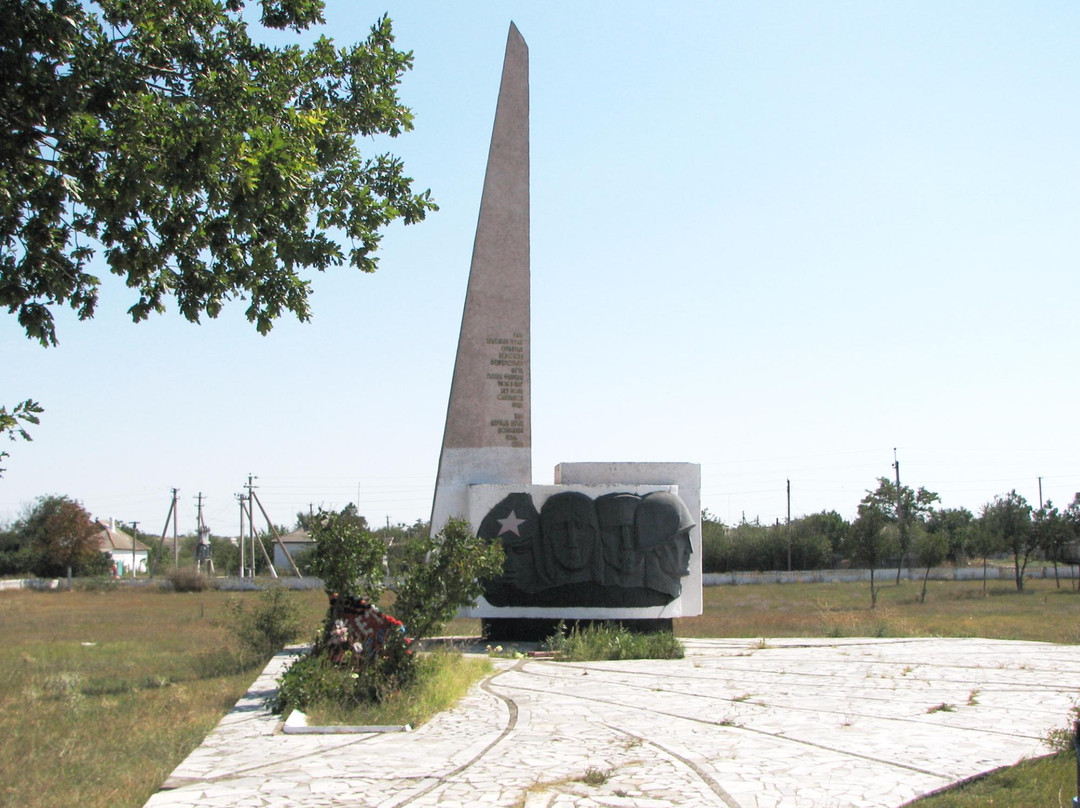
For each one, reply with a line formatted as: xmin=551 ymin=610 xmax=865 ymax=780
xmin=0 ymin=586 xmax=326 ymax=808
xmin=678 ymin=578 xmax=1080 ymax=644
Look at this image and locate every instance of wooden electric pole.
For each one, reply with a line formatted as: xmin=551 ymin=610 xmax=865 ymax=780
xmin=786 ymin=478 xmax=792 ymax=572
xmin=893 ymin=448 xmax=904 ymax=584
xmin=130 ymin=521 xmax=139 ymax=578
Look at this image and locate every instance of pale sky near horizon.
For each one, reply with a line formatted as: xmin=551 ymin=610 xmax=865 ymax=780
xmin=3 ymin=2 xmax=1078 ymax=539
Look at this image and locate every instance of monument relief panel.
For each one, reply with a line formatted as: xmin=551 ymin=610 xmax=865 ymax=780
xmin=477 ymin=489 xmax=695 ymax=608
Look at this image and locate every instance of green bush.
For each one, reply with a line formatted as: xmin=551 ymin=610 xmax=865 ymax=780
xmin=274 ymin=628 xmax=415 ymax=714
xmin=276 ymin=648 xmax=492 ymax=728
xmin=224 ymin=587 xmax=305 ymax=667
xmin=544 ymin=622 xmax=684 ymax=661
xmin=167 ymin=567 xmax=210 ymax=592
xmin=391 ymin=517 xmax=504 ymax=640
xmin=307 ymin=509 xmax=387 ymax=600
xmin=276 ymin=514 xmax=503 ymax=722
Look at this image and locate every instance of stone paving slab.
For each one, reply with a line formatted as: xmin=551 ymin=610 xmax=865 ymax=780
xmin=144 ymin=638 xmax=1080 ymax=808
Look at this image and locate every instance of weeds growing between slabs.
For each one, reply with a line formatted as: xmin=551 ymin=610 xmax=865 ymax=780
xmin=544 ymin=622 xmax=685 ymax=661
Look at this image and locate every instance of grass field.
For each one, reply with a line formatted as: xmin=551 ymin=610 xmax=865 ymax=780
xmin=0 ymin=577 xmax=1076 ymax=808
xmin=0 ymin=586 xmax=327 ymax=808
xmin=679 ymin=578 xmax=1080 ymax=644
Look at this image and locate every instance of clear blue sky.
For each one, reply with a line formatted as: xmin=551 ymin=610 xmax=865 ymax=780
xmin=3 ymin=2 xmax=1078 ymax=538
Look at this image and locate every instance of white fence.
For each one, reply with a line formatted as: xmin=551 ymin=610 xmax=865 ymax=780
xmin=703 ymin=564 xmax=1079 ymax=586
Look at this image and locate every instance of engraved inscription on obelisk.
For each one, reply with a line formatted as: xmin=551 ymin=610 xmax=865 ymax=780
xmin=431 ymin=23 xmax=531 ymax=531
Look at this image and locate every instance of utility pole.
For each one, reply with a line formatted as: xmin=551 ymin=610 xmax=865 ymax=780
xmin=130 ymin=521 xmax=139 ymax=578
xmin=893 ymin=448 xmax=904 ymax=584
xmin=237 ymin=494 xmax=247 ymax=578
xmin=1038 ymin=476 xmax=1044 ymax=509
xmin=152 ymin=489 xmax=178 ymax=578
xmin=786 ymin=478 xmax=792 ymax=572
xmin=246 ymin=475 xmax=258 ymax=578
xmin=250 ymin=487 xmax=298 ymax=577
xmin=195 ymin=493 xmax=212 ymax=574
xmin=171 ymin=487 xmax=179 ymax=566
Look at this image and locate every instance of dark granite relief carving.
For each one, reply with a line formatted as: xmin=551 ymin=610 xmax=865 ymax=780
xmin=479 ymin=491 xmax=695 ymax=607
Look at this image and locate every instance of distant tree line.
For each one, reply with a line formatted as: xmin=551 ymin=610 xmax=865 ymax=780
xmin=0 ymin=496 xmax=432 ymax=580
xmin=702 ymin=478 xmax=1080 ymax=602
xmin=6 ymin=483 xmax=1079 ymax=596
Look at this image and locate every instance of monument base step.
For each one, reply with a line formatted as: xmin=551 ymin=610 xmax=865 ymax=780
xmin=481 ymin=617 xmax=674 ymax=642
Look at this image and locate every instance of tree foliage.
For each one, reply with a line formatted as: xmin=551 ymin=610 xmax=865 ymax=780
xmin=307 ymin=506 xmax=387 ymax=600
xmin=2 ymin=0 xmax=436 ymax=347
xmin=0 ymin=399 xmax=43 ymax=476
xmin=912 ymin=524 xmax=947 ymax=602
xmin=1032 ymin=501 xmax=1070 ymax=588
xmin=860 ymin=476 xmax=939 ymax=581
xmin=699 ymin=510 xmax=838 ymax=574
xmin=1063 ymin=494 xmax=1080 ymax=571
xmin=846 ymin=500 xmax=894 ymax=608
xmin=13 ymin=494 xmax=110 ymax=577
xmin=391 ymin=517 xmax=504 ymax=640
xmin=925 ymin=507 xmax=974 ymax=563
xmin=980 ymin=490 xmax=1033 ymax=592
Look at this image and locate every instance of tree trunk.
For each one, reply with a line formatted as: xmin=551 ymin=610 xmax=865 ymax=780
xmin=870 ymin=566 xmax=878 ymax=609
xmin=920 ymin=566 xmax=930 ymax=603
xmin=1013 ymin=550 xmax=1024 ymax=592
xmin=982 ymin=557 xmax=988 ymax=596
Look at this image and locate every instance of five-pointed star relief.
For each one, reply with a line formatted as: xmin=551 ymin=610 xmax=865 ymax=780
xmin=497 ymin=511 xmax=526 ymax=536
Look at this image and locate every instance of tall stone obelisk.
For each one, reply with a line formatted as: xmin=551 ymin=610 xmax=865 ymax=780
xmin=431 ymin=23 xmax=530 ymax=532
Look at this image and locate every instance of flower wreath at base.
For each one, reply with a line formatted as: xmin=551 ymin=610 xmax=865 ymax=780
xmin=324 ymin=593 xmax=413 ymax=668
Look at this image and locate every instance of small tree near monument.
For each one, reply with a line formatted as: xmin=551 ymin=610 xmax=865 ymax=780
xmin=846 ymin=502 xmax=895 ymax=609
xmin=391 ymin=518 xmax=504 ymax=641
xmin=275 ymin=511 xmax=504 ymax=716
xmin=1033 ymin=502 xmax=1071 ymax=589
xmin=913 ymin=525 xmax=947 ymax=603
xmin=980 ymin=491 xmax=1034 ymax=592
xmin=860 ymin=477 xmax=939 ymax=584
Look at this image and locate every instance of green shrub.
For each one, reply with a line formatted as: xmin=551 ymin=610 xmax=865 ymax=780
xmin=224 ymin=587 xmax=305 ymax=667
xmin=1043 ymin=702 xmax=1080 ymax=752
xmin=276 ymin=515 xmax=503 ymax=723
xmin=391 ymin=517 xmax=504 ymax=640
xmin=167 ymin=567 xmax=210 ymax=592
xmin=307 ymin=509 xmax=387 ymax=600
xmin=274 ymin=627 xmax=416 ymax=714
xmin=544 ymin=622 xmax=684 ymax=661
xmin=278 ymin=649 xmax=492 ymax=728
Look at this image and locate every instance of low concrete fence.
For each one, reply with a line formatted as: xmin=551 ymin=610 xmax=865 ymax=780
xmin=0 ymin=578 xmax=73 ymax=591
xmin=703 ymin=564 xmax=1079 ymax=586
xmin=0 ymin=575 xmax=324 ymax=591
xmin=214 ymin=576 xmax=323 ymax=591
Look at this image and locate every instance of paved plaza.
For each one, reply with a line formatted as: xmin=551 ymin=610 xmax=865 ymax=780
xmin=144 ymin=637 xmax=1080 ymax=808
